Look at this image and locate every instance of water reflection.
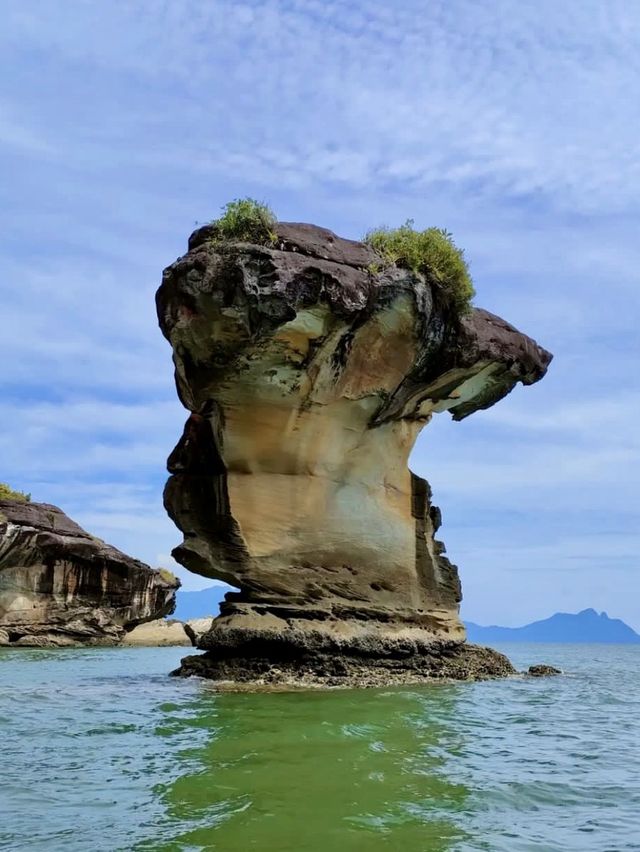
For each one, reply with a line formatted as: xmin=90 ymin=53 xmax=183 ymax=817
xmin=142 ymin=685 xmax=470 ymax=851
xmin=4 ymin=646 xmax=640 ymax=851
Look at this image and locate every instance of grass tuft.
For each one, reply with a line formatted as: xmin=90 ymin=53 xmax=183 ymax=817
xmin=0 ymin=482 xmax=31 ymax=502
xmin=210 ymin=198 xmax=277 ymax=245
xmin=364 ymin=220 xmax=475 ymax=314
xmin=158 ymin=567 xmax=178 ymax=585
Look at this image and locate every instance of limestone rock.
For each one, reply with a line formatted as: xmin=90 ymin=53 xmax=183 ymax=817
xmin=122 ymin=618 xmax=191 ymax=646
xmin=0 ymin=500 xmax=179 ymax=646
xmin=120 ymin=616 xmax=214 ymax=647
xmin=183 ymin=617 xmax=214 ymax=647
xmin=157 ymin=221 xmax=551 ymax=685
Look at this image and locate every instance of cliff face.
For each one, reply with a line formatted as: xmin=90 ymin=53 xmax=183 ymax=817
xmin=0 ymin=500 xmax=179 ymax=646
xmin=157 ymin=221 xmax=551 ymax=685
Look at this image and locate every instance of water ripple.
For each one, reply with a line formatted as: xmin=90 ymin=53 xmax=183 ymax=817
xmin=1 ymin=644 xmax=639 ymax=851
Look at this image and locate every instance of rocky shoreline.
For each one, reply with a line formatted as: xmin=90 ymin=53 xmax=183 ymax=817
xmin=0 ymin=499 xmax=179 ymax=646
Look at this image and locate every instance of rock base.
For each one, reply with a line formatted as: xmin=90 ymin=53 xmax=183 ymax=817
xmin=171 ymin=628 xmax=515 ymax=688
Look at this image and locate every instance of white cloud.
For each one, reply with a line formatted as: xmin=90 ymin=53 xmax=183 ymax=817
xmin=3 ymin=1 xmax=640 ymax=211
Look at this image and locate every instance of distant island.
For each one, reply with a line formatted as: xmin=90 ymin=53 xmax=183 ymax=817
xmin=465 ymin=609 xmax=640 ymax=644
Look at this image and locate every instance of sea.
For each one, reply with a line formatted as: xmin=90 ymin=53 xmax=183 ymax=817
xmin=1 ymin=644 xmax=638 ymax=851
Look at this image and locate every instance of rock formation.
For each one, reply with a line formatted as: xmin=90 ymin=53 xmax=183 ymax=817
xmin=122 ymin=618 xmax=192 ymax=647
xmin=157 ymin=221 xmax=552 ymax=686
xmin=122 ymin=616 xmax=212 ymax=647
xmin=0 ymin=499 xmax=179 ymax=646
xmin=527 ymin=664 xmax=562 ymax=677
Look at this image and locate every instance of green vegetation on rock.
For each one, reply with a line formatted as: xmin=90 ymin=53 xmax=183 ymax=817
xmin=210 ymin=198 xmax=277 ymax=245
xmin=158 ymin=567 xmax=178 ymax=585
xmin=0 ymin=482 xmax=31 ymax=502
xmin=206 ymin=202 xmax=474 ymax=313
xmin=364 ymin=220 xmax=475 ymax=315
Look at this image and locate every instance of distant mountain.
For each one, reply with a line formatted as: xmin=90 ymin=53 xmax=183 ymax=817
xmin=465 ymin=609 xmax=640 ymax=644
xmin=171 ymin=585 xmax=231 ymax=621
xmin=173 ymin=595 xmax=640 ymax=644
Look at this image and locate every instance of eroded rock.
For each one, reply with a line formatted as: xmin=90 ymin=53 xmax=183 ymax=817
xmin=122 ymin=618 xmax=191 ymax=646
xmin=183 ymin=617 xmax=214 ymax=647
xmin=0 ymin=500 xmax=179 ymax=646
xmin=527 ymin=664 xmax=562 ymax=677
xmin=157 ymin=221 xmax=551 ymax=686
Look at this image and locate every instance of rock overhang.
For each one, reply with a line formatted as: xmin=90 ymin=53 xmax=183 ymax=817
xmin=157 ymin=219 xmax=552 ymax=686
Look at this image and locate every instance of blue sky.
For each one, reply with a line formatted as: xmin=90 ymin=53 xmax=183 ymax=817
xmin=1 ymin=1 xmax=639 ymax=627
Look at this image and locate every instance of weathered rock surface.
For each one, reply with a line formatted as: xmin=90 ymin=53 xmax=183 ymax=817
xmin=122 ymin=617 xmax=213 ymax=647
xmin=0 ymin=500 xmax=179 ymax=646
xmin=183 ymin=617 xmax=214 ymax=647
xmin=157 ymin=221 xmax=551 ymax=686
xmin=527 ymin=664 xmax=562 ymax=677
xmin=122 ymin=618 xmax=191 ymax=646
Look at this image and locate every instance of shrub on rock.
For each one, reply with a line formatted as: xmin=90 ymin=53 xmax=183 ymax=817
xmin=364 ymin=219 xmax=475 ymax=315
xmin=0 ymin=483 xmax=30 ymax=503
xmin=210 ymin=198 xmax=277 ymax=245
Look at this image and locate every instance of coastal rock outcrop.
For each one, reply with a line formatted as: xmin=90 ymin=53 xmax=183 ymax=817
xmin=122 ymin=616 xmax=213 ymax=647
xmin=182 ymin=616 xmax=214 ymax=647
xmin=122 ymin=618 xmax=192 ymax=646
xmin=527 ymin=664 xmax=562 ymax=677
xmin=157 ymin=221 xmax=552 ymax=686
xmin=0 ymin=499 xmax=179 ymax=646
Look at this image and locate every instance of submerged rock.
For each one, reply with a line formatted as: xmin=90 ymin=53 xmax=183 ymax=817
xmin=527 ymin=664 xmax=562 ymax=677
xmin=0 ymin=500 xmax=179 ymax=646
xmin=122 ymin=618 xmax=192 ymax=646
xmin=157 ymin=221 xmax=551 ymax=687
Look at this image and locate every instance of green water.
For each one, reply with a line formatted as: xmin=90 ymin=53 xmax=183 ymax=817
xmin=1 ymin=645 xmax=639 ymax=851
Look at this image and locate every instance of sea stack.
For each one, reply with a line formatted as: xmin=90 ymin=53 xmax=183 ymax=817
xmin=157 ymin=221 xmax=551 ymax=686
xmin=0 ymin=499 xmax=179 ymax=646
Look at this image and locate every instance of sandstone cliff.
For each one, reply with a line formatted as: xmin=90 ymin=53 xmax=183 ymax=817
xmin=0 ymin=499 xmax=179 ymax=646
xmin=157 ymin=221 xmax=551 ymax=686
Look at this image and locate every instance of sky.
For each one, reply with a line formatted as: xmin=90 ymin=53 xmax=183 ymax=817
xmin=1 ymin=0 xmax=639 ymax=628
